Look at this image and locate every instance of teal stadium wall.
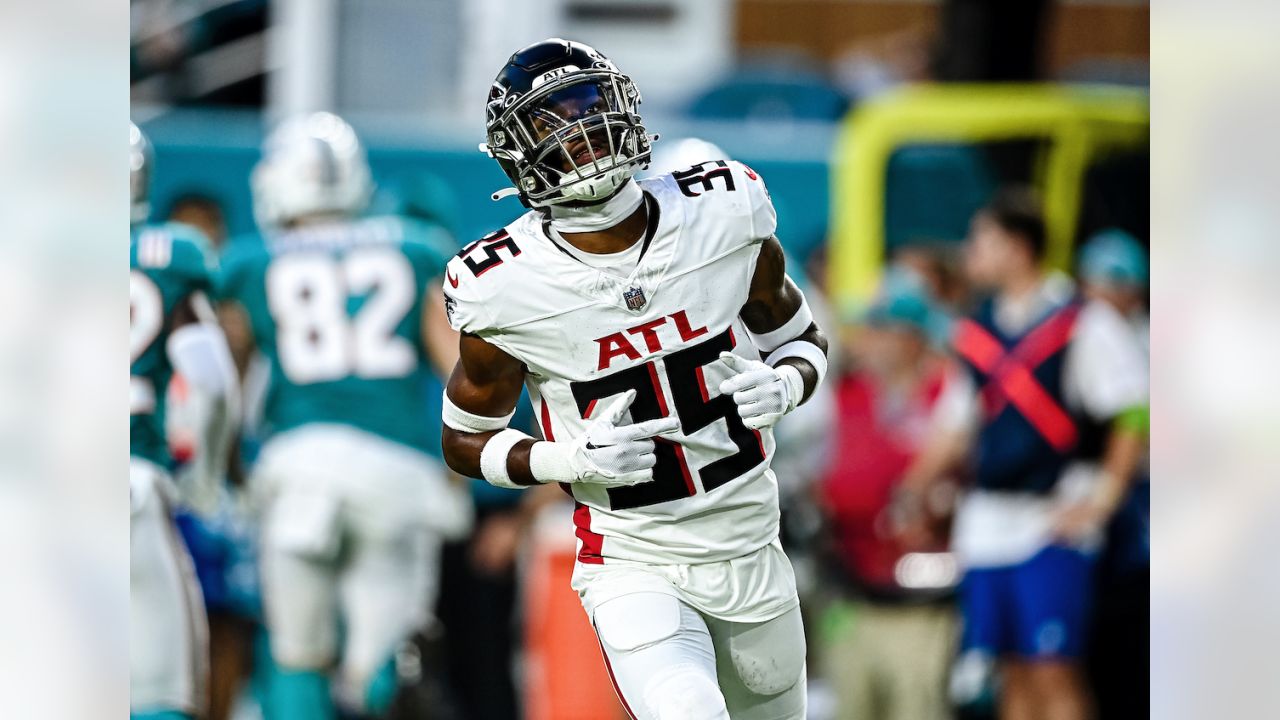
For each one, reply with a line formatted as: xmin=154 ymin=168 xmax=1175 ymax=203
xmin=139 ymin=110 xmax=834 ymax=263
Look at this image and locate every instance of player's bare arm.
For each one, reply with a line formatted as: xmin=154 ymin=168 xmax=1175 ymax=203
xmin=215 ymin=299 xmax=257 ymax=376
xmin=740 ymin=235 xmax=828 ymax=402
xmin=1052 ymin=407 xmax=1147 ymax=541
xmin=422 ymin=278 xmax=461 ymax=378
xmin=717 ymin=234 xmax=829 ymax=431
xmin=441 ymin=332 xmax=529 ymax=480
xmin=442 ymin=331 xmax=678 ymax=490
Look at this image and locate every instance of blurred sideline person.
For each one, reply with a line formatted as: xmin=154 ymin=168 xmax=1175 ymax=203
xmin=131 ymin=123 xmax=240 ymax=720
xmin=441 ymin=39 xmax=828 ymax=720
xmin=1077 ymin=228 xmax=1149 ymax=358
xmin=899 ymin=189 xmax=1149 ymax=720
xmin=217 ymin=112 xmax=470 ymax=718
xmin=162 ymin=194 xmax=262 ymax=720
xmin=818 ymin=284 xmax=959 ymax=720
xmin=1076 ymin=229 xmax=1151 ymax=720
xmin=167 ymin=192 xmax=230 ymax=253
xmin=889 ymin=241 xmax=968 ymax=322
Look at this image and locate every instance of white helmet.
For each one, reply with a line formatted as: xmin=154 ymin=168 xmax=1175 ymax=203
xmin=130 ymin=123 xmax=152 ymax=224
xmin=251 ymin=112 xmax=373 ymax=228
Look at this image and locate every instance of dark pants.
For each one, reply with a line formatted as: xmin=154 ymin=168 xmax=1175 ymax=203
xmin=436 ymin=509 xmax=521 ymax=720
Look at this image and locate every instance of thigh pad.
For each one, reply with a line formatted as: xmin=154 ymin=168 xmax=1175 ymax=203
xmin=594 ymin=591 xmax=683 ymax=653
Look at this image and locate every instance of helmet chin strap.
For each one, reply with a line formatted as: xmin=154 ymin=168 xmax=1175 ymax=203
xmin=548 ymin=178 xmax=643 ymax=233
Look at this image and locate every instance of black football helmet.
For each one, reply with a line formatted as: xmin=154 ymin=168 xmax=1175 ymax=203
xmin=481 ymin=38 xmax=655 ymax=208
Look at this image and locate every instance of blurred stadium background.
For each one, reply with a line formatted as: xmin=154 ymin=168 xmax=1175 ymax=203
xmin=131 ymin=1 xmax=1149 ymax=719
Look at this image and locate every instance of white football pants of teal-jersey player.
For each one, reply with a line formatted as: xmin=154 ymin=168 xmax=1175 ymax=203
xmin=130 ymin=123 xmax=240 ymax=720
xmin=218 ymin=112 xmax=471 ymax=718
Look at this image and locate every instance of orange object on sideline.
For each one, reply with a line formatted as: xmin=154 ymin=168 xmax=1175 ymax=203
xmin=523 ymin=505 xmax=629 ymax=720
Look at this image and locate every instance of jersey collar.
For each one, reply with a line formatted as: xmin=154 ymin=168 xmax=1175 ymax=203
xmin=534 ymin=186 xmax=682 ymax=313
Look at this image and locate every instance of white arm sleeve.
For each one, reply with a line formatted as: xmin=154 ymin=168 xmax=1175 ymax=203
xmin=748 ymin=295 xmax=814 ymax=353
xmin=167 ymin=321 xmax=240 ymax=513
xmin=442 ymin=391 xmax=516 ymax=433
xmin=168 ymin=322 xmax=238 ymax=395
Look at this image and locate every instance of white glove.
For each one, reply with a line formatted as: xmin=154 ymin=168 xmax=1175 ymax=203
xmin=529 ymin=389 xmax=680 ymax=487
xmin=718 ymin=351 xmax=805 ymax=431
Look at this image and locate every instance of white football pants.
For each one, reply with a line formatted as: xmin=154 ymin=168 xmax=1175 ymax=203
xmin=252 ymin=424 xmax=471 ymax=709
xmin=130 ymin=459 xmax=208 ymax=715
xmin=593 ymin=591 xmax=807 ymax=720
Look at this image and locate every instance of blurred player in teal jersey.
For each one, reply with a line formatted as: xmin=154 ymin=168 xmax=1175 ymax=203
xmin=217 ymin=112 xmax=470 ymax=719
xmin=131 ymin=123 xmax=240 ymax=720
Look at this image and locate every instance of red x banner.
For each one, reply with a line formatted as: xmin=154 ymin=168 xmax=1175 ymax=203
xmin=953 ymin=304 xmax=1082 ymax=453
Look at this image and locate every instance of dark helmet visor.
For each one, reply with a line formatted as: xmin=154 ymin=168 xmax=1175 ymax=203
xmin=524 ymin=80 xmax=616 ymax=142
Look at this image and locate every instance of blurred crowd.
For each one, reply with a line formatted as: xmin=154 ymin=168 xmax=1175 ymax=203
xmin=150 ymin=161 xmax=1148 ymax=720
xmin=802 ymin=196 xmax=1149 ymax=720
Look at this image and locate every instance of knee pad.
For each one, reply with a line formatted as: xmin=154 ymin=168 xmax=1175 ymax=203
xmin=727 ymin=608 xmax=807 ymax=696
xmin=644 ymin=664 xmax=729 ymax=720
xmin=265 ymin=489 xmax=341 ymax=560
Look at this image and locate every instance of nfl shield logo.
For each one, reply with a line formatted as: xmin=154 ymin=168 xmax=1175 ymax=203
xmin=623 ymin=286 xmax=647 ymax=311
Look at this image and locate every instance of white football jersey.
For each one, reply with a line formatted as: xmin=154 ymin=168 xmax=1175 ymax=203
xmin=445 ymin=160 xmax=789 ymax=565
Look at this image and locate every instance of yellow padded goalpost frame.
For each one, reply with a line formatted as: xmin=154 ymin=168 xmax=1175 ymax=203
xmin=827 ymin=83 xmax=1149 ymax=311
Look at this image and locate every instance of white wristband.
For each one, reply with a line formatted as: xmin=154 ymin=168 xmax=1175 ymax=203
xmin=748 ymin=296 xmax=814 ymax=353
xmin=766 ymin=339 xmax=828 ymax=402
xmin=528 ymin=441 xmax=576 ymax=484
xmin=480 ymin=428 xmax=534 ymax=489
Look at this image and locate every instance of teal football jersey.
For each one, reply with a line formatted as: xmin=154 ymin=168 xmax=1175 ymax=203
xmin=218 ymin=216 xmax=455 ymax=453
xmin=130 ymin=222 xmax=218 ymax=467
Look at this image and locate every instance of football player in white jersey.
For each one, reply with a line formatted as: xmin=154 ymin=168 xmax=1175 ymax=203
xmin=441 ymin=39 xmax=829 ymax=720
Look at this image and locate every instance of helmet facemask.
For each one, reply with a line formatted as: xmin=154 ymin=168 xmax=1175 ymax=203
xmin=487 ymin=70 xmax=652 ymax=207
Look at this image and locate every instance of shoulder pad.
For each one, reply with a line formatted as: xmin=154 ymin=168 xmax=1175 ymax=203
xmin=214 ymin=232 xmax=269 ymax=299
xmin=441 ymin=224 xmax=528 ymax=334
xmin=665 ymin=159 xmax=776 ymax=241
xmin=640 ymin=161 xmax=777 ymax=273
xmin=138 ymin=222 xmax=217 ymax=278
